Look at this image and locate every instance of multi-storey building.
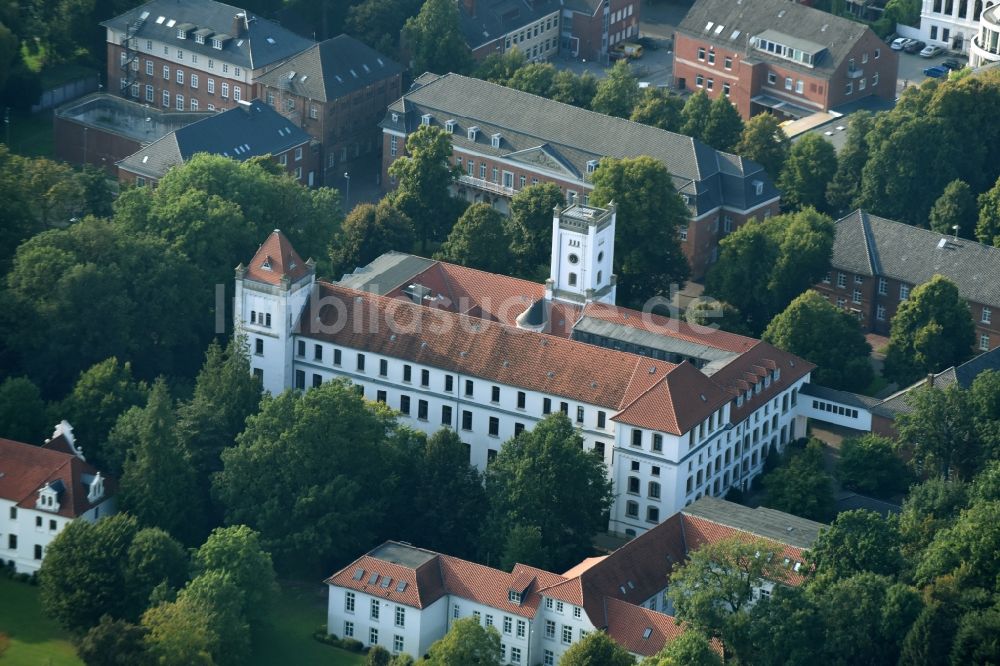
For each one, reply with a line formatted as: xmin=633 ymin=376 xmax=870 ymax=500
xmin=116 ymin=99 xmax=315 ymax=187
xmin=970 ymin=1 xmax=1000 ymax=66
xmin=101 ymin=0 xmax=312 ymax=113
xmin=813 ymin=210 xmax=1000 ymax=353
xmin=381 ymin=73 xmax=780 ymax=279
xmin=234 ymin=202 xmax=814 ymax=534
xmin=458 ymin=0 xmax=563 ymax=62
xmin=254 ymin=35 xmax=403 ymax=185
xmin=0 ymin=422 xmax=116 ymax=574
xmin=561 ymin=0 xmax=641 ymax=62
xmin=325 ymin=497 xmax=821 ymax=662
xmin=674 ymin=0 xmax=897 ymax=120
xmin=920 ymin=0 xmax=983 ymax=54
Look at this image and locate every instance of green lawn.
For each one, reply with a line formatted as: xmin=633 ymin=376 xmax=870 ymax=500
xmin=6 ymin=110 xmax=55 ymax=159
xmin=250 ymin=582 xmax=364 ymax=666
xmin=0 ymin=577 xmax=82 ymax=666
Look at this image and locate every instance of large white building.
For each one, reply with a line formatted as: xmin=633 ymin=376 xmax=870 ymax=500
xmin=919 ymin=0 xmax=986 ymax=54
xmin=325 ymin=497 xmax=823 ymax=662
xmin=0 ymin=422 xmax=116 ymax=574
xmin=234 ymin=202 xmax=814 ymax=537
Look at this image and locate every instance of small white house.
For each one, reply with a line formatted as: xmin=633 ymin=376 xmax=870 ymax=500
xmin=0 ymin=422 xmax=116 ymax=573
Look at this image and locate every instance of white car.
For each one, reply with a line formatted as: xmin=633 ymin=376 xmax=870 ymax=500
xmin=920 ymin=44 xmax=944 ymax=57
xmin=891 ymin=37 xmax=912 ymax=50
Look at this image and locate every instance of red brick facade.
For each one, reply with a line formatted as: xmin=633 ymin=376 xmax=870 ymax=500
xmin=54 ymin=117 xmax=141 ymax=177
xmin=565 ymin=0 xmax=641 ymax=61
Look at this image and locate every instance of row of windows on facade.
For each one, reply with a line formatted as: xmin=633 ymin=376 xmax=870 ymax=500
xmin=289 ymin=340 xmax=613 ymax=428
xmin=135 ymin=39 xmax=239 ymax=69
xmin=119 ymin=79 xmax=238 ymax=110
xmin=123 ymin=53 xmax=243 ymax=90
xmin=341 ymin=622 xmax=406 ymax=656
xmin=8 ymin=506 xmax=59 ymax=531
xmin=929 ymin=0 xmax=980 ymax=19
xmin=811 ymin=399 xmax=860 ymax=419
xmin=5 ymin=535 xmax=46 ymax=560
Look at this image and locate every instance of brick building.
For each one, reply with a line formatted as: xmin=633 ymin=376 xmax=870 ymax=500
xmin=381 ymin=73 xmax=780 ymax=279
xmin=814 ymin=210 xmax=1000 ymax=353
xmin=673 ymin=0 xmax=897 ymax=120
xmin=254 ymin=35 xmax=402 ymax=186
xmin=101 ymin=0 xmax=312 ymax=113
xmin=562 ymin=0 xmax=641 ymax=62
xmin=117 ymin=100 xmax=315 ymax=187
xmin=458 ymin=0 xmax=563 ymax=62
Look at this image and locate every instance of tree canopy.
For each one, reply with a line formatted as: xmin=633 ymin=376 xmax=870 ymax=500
xmin=423 ymin=617 xmax=501 ymax=666
xmin=761 ymin=439 xmax=835 ymax=522
xmin=0 ymin=375 xmax=48 ymax=443
xmin=641 ymin=630 xmax=722 ymax=666
xmin=505 ymin=182 xmax=564 ymax=278
xmin=837 ymin=434 xmax=911 ymax=498
xmin=701 ymin=95 xmax=744 ymax=153
xmin=329 ymin=200 xmax=414 ymax=276
xmin=559 ymin=631 xmax=635 ymax=666
xmin=735 ymin=113 xmax=789 ymax=180
xmin=401 ymin=0 xmax=472 ymax=76
xmin=435 ymin=203 xmax=511 ymax=274
xmin=807 ymin=510 xmax=904 ymax=582
xmin=929 ymin=179 xmax=977 ymax=239
xmin=777 ymin=134 xmax=837 ymax=213
xmin=630 ymin=88 xmax=684 ymax=132
xmin=590 ymin=60 xmax=640 ymax=119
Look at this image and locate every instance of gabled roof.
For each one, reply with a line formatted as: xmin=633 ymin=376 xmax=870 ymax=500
xmin=613 ymin=362 xmax=732 ymax=435
xmin=243 ymin=229 xmax=312 ymax=286
xmin=117 ymin=100 xmax=312 ymax=179
xmin=101 ymin=0 xmax=313 ymax=71
xmin=255 ymin=35 xmax=401 ymax=102
xmin=832 ymin=210 xmax=1000 ymax=307
xmin=383 ymin=74 xmax=779 ymax=216
xmin=604 ymin=598 xmax=688 ymax=657
xmin=710 ymin=341 xmax=816 ymax=423
xmin=458 ymin=0 xmax=562 ymax=49
xmin=677 ymin=0 xmax=877 ymax=77
xmin=0 ymin=431 xmax=113 ymax=519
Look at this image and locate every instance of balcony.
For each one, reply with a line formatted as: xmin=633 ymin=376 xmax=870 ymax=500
xmin=457 ymin=174 xmax=517 ymax=197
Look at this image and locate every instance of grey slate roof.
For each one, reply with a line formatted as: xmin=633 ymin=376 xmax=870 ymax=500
xmin=458 ymin=0 xmax=562 ymax=49
xmin=101 ymin=0 xmax=313 ymax=71
xmin=337 ymin=252 xmax=437 ymax=295
xmin=572 ymin=315 xmax=740 ymax=366
xmin=117 ymin=100 xmax=311 ymax=179
xmin=833 ymin=210 xmax=1000 ymax=308
xmin=254 ymin=35 xmax=401 ymax=102
xmin=383 ymin=74 xmax=779 ymax=216
xmin=682 ymin=496 xmax=825 ymax=550
xmin=799 ymin=383 xmax=881 ymax=409
xmin=677 ymin=0 xmax=873 ymax=77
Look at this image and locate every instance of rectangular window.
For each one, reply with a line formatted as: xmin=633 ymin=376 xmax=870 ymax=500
xmin=876 ymin=304 xmax=887 ymax=321
xmin=334 ymin=349 xmax=342 ymax=366
xmin=489 ymin=417 xmax=500 ymax=436
xmin=900 ymin=285 xmax=910 ymax=300
xmin=698 ymin=47 xmax=706 ymax=60
xmin=395 ymin=606 xmax=405 ymax=628
xmin=221 ymin=82 xmax=229 ymax=98
xmin=191 ymin=73 xmax=198 ymax=89
xmin=145 ymin=84 xmax=154 ymax=102
xmin=418 ymin=400 xmax=428 ymax=420
xmin=837 ymin=273 xmax=847 ymax=288
xmin=421 ymin=369 xmax=430 ymax=387
xmin=393 ymin=635 xmax=404 ymax=653
xmin=442 ymin=405 xmax=452 ymax=425
xmin=312 ymin=374 xmax=322 ymax=388
xmin=344 ymin=621 xmax=354 ymax=637
xmin=370 ymin=628 xmax=378 ymax=646
xmin=294 ymin=370 xmax=305 ymax=390
xmin=983 ymin=307 xmax=992 ymax=324
xmin=345 ymin=591 xmax=355 ymax=612
xmin=878 ymin=277 xmax=888 ymax=295
xmin=491 ymin=385 xmax=500 ymax=402
xmin=632 ymin=429 xmax=642 ymax=447
xmin=357 ymin=353 xmax=366 ymax=371
xmin=465 ymin=379 xmax=474 ymax=397
xmin=162 ymin=65 xmax=169 ymax=79
xmin=379 ymin=359 xmax=388 ymax=376
xmin=402 ymin=364 xmax=412 ymax=382
xmin=176 ymin=69 xmax=184 ymax=85
xmin=462 ymin=410 xmax=473 ymax=430
xmin=190 ymin=98 xmax=198 ymax=111
xmin=544 ymin=650 xmax=554 ymax=666
xmin=767 ymin=72 xmax=776 ymax=85
xmin=853 ymin=289 xmax=862 ymax=304
xmin=724 ymin=56 xmax=732 ymax=69
xmin=371 ymin=599 xmax=380 ymax=620
xmin=653 ymin=434 xmax=663 ymax=452
xmin=543 ymin=398 xmax=551 ymax=414
xmin=399 ymin=395 xmax=410 ymax=415
xmin=517 ymin=391 xmax=526 ymax=409
xmin=562 ymin=625 xmax=573 ymax=644
xmin=511 ymin=647 xmax=522 ymax=663
xmin=377 ymin=390 xmax=387 ymax=403
xmin=545 ymin=620 xmax=556 ymax=639
xmin=445 ymin=375 xmax=454 ymax=392
xmin=208 ymin=78 xmax=215 ymax=94
xmin=503 ymin=616 xmax=513 ymax=634
xmin=981 ymin=335 xmax=991 ymax=351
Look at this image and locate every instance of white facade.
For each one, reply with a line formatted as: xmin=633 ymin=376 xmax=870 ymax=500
xmin=970 ymin=2 xmax=1000 ymax=65
xmin=327 ymin=584 xmax=447 ymax=658
xmin=548 ymin=204 xmax=616 ymax=305
xmin=1 ymin=497 xmax=114 ymax=574
xmin=919 ymin=0 xmax=985 ymax=52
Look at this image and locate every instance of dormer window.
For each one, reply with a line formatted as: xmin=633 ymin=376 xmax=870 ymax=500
xmin=468 ymin=126 xmax=479 ymax=141
xmin=421 ymin=113 xmax=432 ymax=126
xmin=391 ymin=112 xmax=399 ymax=123
xmin=261 ymin=257 xmax=272 ymax=271
xmin=177 ymin=28 xmax=186 ymax=39
xmin=491 ymin=133 xmax=502 ymax=148
xmin=212 ymin=38 xmax=223 ymax=49
xmin=753 ymin=180 xmax=764 ymax=195
xmin=195 ymin=34 xmax=205 ymax=44
xmin=445 ymin=119 xmax=456 ymax=133
xmin=36 ymin=484 xmax=61 ymax=513
xmin=87 ymin=473 xmax=105 ymax=503
xmin=508 ymin=590 xmax=522 ymax=605
xmin=586 ymin=160 xmax=598 ymax=173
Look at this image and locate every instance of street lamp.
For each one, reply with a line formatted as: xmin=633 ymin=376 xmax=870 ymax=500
xmin=344 ymin=172 xmax=351 ymax=209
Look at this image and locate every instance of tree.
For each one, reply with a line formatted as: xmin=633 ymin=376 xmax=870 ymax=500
xmin=505 ymin=182 xmax=564 ymax=277
xmin=329 ymin=199 xmax=414 ymax=275
xmin=401 ymin=0 xmax=471 ymax=76
xmin=837 ymin=434 xmax=911 ymax=497
xmin=474 ymin=47 xmax=526 ymax=84
xmin=897 ymin=477 xmax=969 ymax=563
xmin=742 ymin=586 xmax=824 ymax=666
xmin=761 ymin=439 xmax=835 ymax=522
xmin=701 ymin=95 xmax=744 ymax=153
xmin=667 ymin=537 xmax=788 ymax=660
xmin=39 ymin=514 xmax=140 ymax=632
xmin=590 ymin=156 xmax=691 ymax=306
xmin=706 ymin=210 xmax=834 ymax=335
xmin=178 ymin=571 xmax=251 ymax=666
xmin=403 ymin=429 xmax=486 ymax=560
xmin=560 ymin=631 xmax=635 ymax=666
xmin=826 ymin=111 xmax=873 ymax=214
xmin=680 ymin=90 xmax=711 ymax=141
xmin=915 ymin=499 xmax=1000 ymax=588
xmin=630 ymin=88 xmax=684 ymax=132
xmin=214 ymin=380 xmax=405 ymax=573
xmin=119 ymin=380 xmax=204 ymax=544
xmin=641 ymin=630 xmax=721 ymax=666
xmin=763 ymin=290 xmax=873 ymax=392
xmin=435 ymin=203 xmax=511 ymax=273
xmin=499 ymin=524 xmax=546 ymax=573
xmin=345 ymin=0 xmax=423 ymax=56
xmin=4 ymin=216 xmax=204 ymax=394
xmin=59 ymin=357 xmax=147 ymax=470
xmin=883 ymin=275 xmax=975 ymax=385
xmin=777 ymin=134 xmax=837 ymax=213
xmin=140 ymin=592 xmax=215 ymax=666
xmin=506 ymin=62 xmax=556 ymax=97
xmin=193 ymin=525 xmax=277 ymax=627
xmin=483 ymin=414 xmax=613 ymax=572
xmin=735 ymin=113 xmax=790 ymax=179
xmin=590 ymin=60 xmax=640 ymax=118
xmin=77 ymin=615 xmax=149 ymax=666
xmin=424 ymin=617 xmax=501 ymax=666
xmin=976 ymin=174 xmax=1000 ymax=246
xmin=806 ymin=510 xmax=904 ymax=581
xmin=388 ymin=125 xmax=461 ymax=250
xmin=366 ymin=645 xmax=392 ymax=666
xmin=930 ymin=179 xmax=977 ymax=238
xmin=0 ymin=375 xmax=48 ymax=443
xmin=899 ymin=601 xmax=961 ymax=666
xmin=684 ymin=299 xmax=751 ymax=336
xmin=550 ymin=70 xmax=597 ymax=108
xmin=124 ymin=528 xmax=189 ymax=618
xmin=950 ymin=604 xmax=1000 ymax=665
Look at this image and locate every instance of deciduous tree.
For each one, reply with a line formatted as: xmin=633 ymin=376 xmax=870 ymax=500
xmin=424 ymin=617 xmax=501 ymax=666
xmin=826 ymin=111 xmax=873 ymax=214
xmin=680 ymin=90 xmax=711 ymax=141
xmin=0 ymin=375 xmax=48 ymax=443
xmin=915 ymin=499 xmax=1000 ymax=588
xmin=883 ymin=275 xmax=974 ymax=385
xmin=976 ymin=173 xmax=1000 ymax=246
xmin=777 ymin=134 xmax=837 ymax=213
xmin=929 ymin=179 xmax=977 ymax=238
xmin=473 ymin=47 xmax=526 ymax=84
xmin=702 ymin=95 xmax=744 ymax=153
xmin=630 ymin=88 xmax=684 ymax=132
xmin=735 ymin=113 xmax=789 ymax=179
xmin=641 ymin=630 xmax=721 ymax=666
xmin=763 ymin=290 xmax=873 ymax=392
xmin=506 ymin=62 xmax=556 ymax=97
xmin=560 ymin=631 xmax=634 ymax=666
xmin=837 ymin=434 xmax=911 ymax=497
xmin=401 ymin=0 xmax=471 ymax=76
xmin=435 ymin=202 xmax=511 ymax=273
xmin=684 ymin=299 xmax=751 ymax=336
xmin=591 ymin=60 xmax=640 ymax=118
xmin=761 ymin=439 xmax=835 ymax=522
xmin=77 ymin=615 xmax=150 ymax=666
xmin=505 ymin=182 xmax=564 ymax=278
xmin=192 ymin=525 xmax=277 ymax=628
xmin=807 ymin=509 xmax=904 ymax=581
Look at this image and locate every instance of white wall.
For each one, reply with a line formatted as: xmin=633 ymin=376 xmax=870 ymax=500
xmin=0 ymin=497 xmax=115 ymax=574
xmin=799 ymin=397 xmax=872 ymax=431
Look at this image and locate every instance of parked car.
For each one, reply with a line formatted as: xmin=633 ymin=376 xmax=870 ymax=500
xmin=923 ymin=65 xmax=949 ymax=78
xmin=891 ymin=37 xmax=912 ymax=50
xmin=904 ymin=40 xmax=927 ymax=53
xmin=942 ymin=58 xmax=963 ymax=69
xmin=920 ymin=44 xmax=944 ymax=57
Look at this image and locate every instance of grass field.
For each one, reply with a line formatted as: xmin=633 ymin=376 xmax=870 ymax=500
xmin=0 ymin=577 xmax=82 ymax=666
xmin=6 ymin=110 xmax=55 ymax=159
xmin=249 ymin=582 xmax=364 ymax=666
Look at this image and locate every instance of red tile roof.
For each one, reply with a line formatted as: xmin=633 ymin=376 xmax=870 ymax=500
xmin=244 ymin=230 xmax=311 ymax=286
xmin=299 ymin=283 xmax=678 ymax=410
xmin=324 ymin=554 xmax=446 ymax=609
xmin=439 ymin=555 xmax=545 ymax=618
xmin=709 ymin=341 xmax=816 ymax=424
xmin=604 ymin=598 xmax=687 ymax=657
xmin=613 ymin=362 xmax=733 ymax=435
xmin=0 ymin=437 xmax=112 ymax=519
xmin=581 ymin=302 xmax=759 ymax=354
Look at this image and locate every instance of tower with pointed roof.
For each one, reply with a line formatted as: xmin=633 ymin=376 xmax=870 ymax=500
xmin=235 ymin=229 xmax=315 ymax=395
xmin=547 ymin=202 xmax=617 ymax=306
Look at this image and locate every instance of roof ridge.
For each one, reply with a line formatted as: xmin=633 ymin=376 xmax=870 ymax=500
xmin=857 ymin=209 xmax=881 ymax=275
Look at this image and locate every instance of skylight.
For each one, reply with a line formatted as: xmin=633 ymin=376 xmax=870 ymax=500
xmin=166 ymin=19 xmax=176 ymax=28
xmin=368 ymin=573 xmax=380 ymax=585
xmin=714 ymin=24 xmax=725 ymax=35
xmin=379 ymin=577 xmax=392 ymax=588
xmin=396 ymin=581 xmax=407 ymax=593
xmin=642 ymin=628 xmax=653 ymax=639
xmin=156 ymin=15 xmax=165 ymax=24
xmin=704 ymin=21 xmax=714 ymax=32
xmin=266 ymin=37 xmax=275 ymax=44
xmin=352 ymin=568 xmax=365 ymax=581
xmin=730 ymin=29 xmax=741 ymax=40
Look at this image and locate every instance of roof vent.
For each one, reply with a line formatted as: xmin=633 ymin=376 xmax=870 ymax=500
xmin=700 ymin=394 xmax=707 ymax=401
xmin=503 ymin=360 xmax=510 ymax=367
xmin=547 ymin=371 xmax=555 ymax=378
xmin=390 ymin=334 xmax=397 ymax=341
xmin=460 ymin=351 xmax=468 ymax=357
xmin=266 ymin=36 xmax=275 ymax=44
xmin=649 ymin=367 xmax=656 ymax=374
xmin=591 ymin=381 xmax=598 ymax=388
xmin=421 ymin=341 xmax=428 ymax=349
xmin=287 ymin=71 xmax=296 ymax=80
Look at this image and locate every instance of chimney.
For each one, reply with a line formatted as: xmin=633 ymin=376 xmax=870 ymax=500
xmin=926 ymin=373 xmax=935 ymax=388
xmin=463 ymin=0 xmax=476 ymax=17
xmin=233 ymin=12 xmax=247 ymax=38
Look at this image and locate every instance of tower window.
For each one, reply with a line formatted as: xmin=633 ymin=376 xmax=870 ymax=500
xmin=568 ymin=253 xmax=579 ymax=264
xmin=568 ymin=272 xmax=577 ymax=286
